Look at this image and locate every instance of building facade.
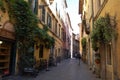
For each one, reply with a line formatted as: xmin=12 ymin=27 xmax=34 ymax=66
xmin=0 ymin=0 xmax=16 ymax=76
xmin=29 ymin=0 xmax=64 ymax=66
xmin=52 ymin=0 xmax=73 ymax=58
xmin=72 ymin=33 xmax=80 ymax=58
xmin=0 ymin=0 xmax=65 ymax=76
xmin=79 ymin=0 xmax=120 ymax=80
xmin=79 ymin=0 xmax=91 ymax=64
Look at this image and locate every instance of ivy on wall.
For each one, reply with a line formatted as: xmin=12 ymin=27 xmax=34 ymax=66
xmin=0 ymin=0 xmax=6 ymax=12
xmin=34 ymin=25 xmax=55 ymax=48
xmin=81 ymin=37 xmax=87 ymax=53
xmin=5 ymin=0 xmax=55 ymax=69
xmin=7 ymin=0 xmax=55 ymax=49
xmin=81 ymin=37 xmax=86 ymax=49
xmin=91 ymin=14 xmax=117 ymax=51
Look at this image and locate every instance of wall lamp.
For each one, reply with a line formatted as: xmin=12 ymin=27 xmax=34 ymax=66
xmin=0 ymin=41 xmax=3 ymax=44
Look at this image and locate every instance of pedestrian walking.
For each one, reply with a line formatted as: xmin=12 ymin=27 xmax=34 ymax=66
xmin=77 ymin=53 xmax=81 ymax=65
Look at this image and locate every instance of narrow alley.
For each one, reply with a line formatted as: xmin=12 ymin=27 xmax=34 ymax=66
xmin=1 ymin=0 xmax=120 ymax=80
xmin=5 ymin=59 xmax=101 ymax=80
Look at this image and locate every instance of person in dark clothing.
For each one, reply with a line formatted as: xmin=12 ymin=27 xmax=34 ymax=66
xmin=77 ymin=53 xmax=81 ymax=65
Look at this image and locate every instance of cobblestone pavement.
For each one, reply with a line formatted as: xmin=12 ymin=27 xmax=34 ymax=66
xmin=4 ymin=58 xmax=101 ymax=80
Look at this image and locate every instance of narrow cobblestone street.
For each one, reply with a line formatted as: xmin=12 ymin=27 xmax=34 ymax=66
xmin=5 ymin=59 xmax=101 ymax=80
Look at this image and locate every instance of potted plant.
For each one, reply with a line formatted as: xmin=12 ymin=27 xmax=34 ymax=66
xmin=95 ymin=53 xmax=100 ymax=64
xmin=95 ymin=58 xmax=100 ymax=64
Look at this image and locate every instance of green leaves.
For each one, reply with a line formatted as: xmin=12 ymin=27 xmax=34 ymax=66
xmin=34 ymin=25 xmax=55 ymax=49
xmin=91 ymin=14 xmax=117 ymax=51
xmin=8 ymin=0 xmax=55 ymax=50
xmin=81 ymin=37 xmax=86 ymax=49
xmin=9 ymin=0 xmax=37 ymax=41
xmin=0 ymin=0 xmax=6 ymax=12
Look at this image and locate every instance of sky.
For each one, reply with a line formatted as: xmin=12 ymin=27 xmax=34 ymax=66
xmin=66 ymin=0 xmax=81 ymax=34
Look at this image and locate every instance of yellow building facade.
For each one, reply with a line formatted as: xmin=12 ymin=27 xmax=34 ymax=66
xmin=79 ymin=0 xmax=93 ymax=65
xmin=24 ymin=0 xmax=63 ymax=63
xmin=0 ymin=0 xmax=63 ymax=76
xmin=79 ymin=0 xmax=120 ymax=80
xmin=0 ymin=0 xmax=16 ymax=76
xmin=96 ymin=0 xmax=120 ymax=80
xmin=34 ymin=0 xmax=63 ymax=64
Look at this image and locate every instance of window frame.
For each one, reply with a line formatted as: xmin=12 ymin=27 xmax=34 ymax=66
xmin=55 ymin=20 xmax=57 ymax=34
xmin=42 ymin=7 xmax=46 ymax=23
xmin=106 ymin=44 xmax=112 ymax=65
xmin=47 ymin=13 xmax=52 ymax=28
xmin=39 ymin=44 xmax=44 ymax=58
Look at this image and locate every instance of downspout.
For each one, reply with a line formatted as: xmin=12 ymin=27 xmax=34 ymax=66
xmin=91 ymin=0 xmax=95 ymax=72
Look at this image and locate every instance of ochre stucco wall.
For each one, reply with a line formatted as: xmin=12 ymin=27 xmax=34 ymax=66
xmin=97 ymin=0 xmax=120 ymax=79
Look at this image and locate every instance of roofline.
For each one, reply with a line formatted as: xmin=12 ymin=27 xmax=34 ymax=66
xmin=67 ymin=13 xmax=73 ymax=30
xmin=78 ymin=0 xmax=83 ymax=14
xmin=64 ymin=0 xmax=68 ymax=8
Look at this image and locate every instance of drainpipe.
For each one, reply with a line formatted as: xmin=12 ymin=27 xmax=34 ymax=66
xmin=91 ymin=0 xmax=95 ymax=73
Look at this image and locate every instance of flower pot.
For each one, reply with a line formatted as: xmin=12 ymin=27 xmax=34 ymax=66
xmin=4 ymin=69 xmax=9 ymax=75
xmin=95 ymin=59 xmax=100 ymax=64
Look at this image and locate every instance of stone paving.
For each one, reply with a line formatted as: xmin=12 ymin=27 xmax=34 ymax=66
xmin=3 ymin=58 xmax=101 ymax=80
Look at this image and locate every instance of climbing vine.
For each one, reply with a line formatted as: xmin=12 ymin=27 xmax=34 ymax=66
xmin=91 ymin=14 xmax=117 ymax=51
xmin=8 ymin=0 xmax=54 ymax=50
xmin=0 ymin=0 xmax=6 ymax=12
xmin=81 ymin=37 xmax=87 ymax=53
xmin=81 ymin=37 xmax=86 ymax=49
xmin=34 ymin=25 xmax=55 ymax=48
xmin=5 ymin=0 xmax=55 ymax=69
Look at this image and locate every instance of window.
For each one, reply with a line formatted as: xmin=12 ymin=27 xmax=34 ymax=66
xmin=55 ymin=49 xmax=57 ymax=58
xmin=59 ymin=25 xmax=61 ymax=37
xmin=57 ymin=24 xmax=60 ymax=36
xmin=34 ymin=0 xmax=38 ymax=14
xmin=55 ymin=20 xmax=57 ymax=34
xmin=28 ymin=0 xmax=38 ymax=14
xmin=39 ymin=44 xmax=44 ymax=58
xmin=50 ymin=46 xmax=54 ymax=55
xmin=61 ymin=29 xmax=64 ymax=40
xmin=47 ymin=13 xmax=52 ymax=28
xmin=63 ymin=31 xmax=66 ymax=41
xmin=42 ymin=8 xmax=46 ymax=23
xmin=107 ymin=44 xmax=112 ymax=65
xmin=52 ymin=18 xmax=54 ymax=31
